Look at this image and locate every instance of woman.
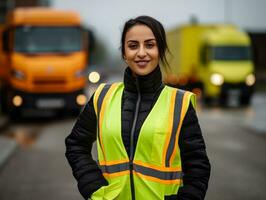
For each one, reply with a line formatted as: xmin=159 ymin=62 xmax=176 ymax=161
xmin=65 ymin=16 xmax=210 ymax=200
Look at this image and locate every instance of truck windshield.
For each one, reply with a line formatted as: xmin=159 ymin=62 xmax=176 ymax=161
xmin=14 ymin=26 xmax=83 ymax=53
xmin=211 ymin=46 xmax=251 ymax=61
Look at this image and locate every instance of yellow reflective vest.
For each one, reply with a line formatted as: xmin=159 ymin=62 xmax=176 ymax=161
xmin=91 ymin=82 xmax=196 ymax=200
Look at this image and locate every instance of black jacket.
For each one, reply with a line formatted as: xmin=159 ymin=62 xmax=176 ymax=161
xmin=65 ymin=67 xmax=211 ymax=200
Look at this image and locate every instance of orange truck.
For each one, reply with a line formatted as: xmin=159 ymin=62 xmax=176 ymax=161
xmin=0 ymin=8 xmax=88 ymax=117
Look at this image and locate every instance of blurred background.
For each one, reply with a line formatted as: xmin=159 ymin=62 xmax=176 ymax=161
xmin=0 ymin=0 xmax=265 ymax=200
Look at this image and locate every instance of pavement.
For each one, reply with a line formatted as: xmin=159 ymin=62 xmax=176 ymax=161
xmin=0 ymin=115 xmax=16 ymax=169
xmin=0 ymin=136 xmax=17 ymax=170
xmin=245 ymin=93 xmax=266 ymax=134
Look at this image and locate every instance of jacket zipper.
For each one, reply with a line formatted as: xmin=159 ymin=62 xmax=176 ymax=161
xmin=129 ymin=77 xmax=141 ymax=200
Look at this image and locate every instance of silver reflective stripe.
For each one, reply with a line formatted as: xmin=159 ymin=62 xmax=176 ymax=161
xmin=100 ymin=162 xmax=182 ymax=181
xmin=165 ymin=89 xmax=185 ymax=167
xmin=134 ymin=163 xmax=183 ymax=180
xmin=96 ymin=84 xmax=112 ymax=150
xmin=100 ymin=162 xmax=130 ymax=174
xmin=97 ymin=84 xmax=112 ymax=117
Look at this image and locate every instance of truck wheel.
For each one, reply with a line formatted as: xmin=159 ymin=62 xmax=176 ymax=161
xmin=240 ymin=95 xmax=251 ymax=106
xmin=203 ymin=96 xmax=213 ymax=106
xmin=219 ymin=97 xmax=227 ymax=107
xmin=9 ymin=109 xmax=20 ymax=121
xmin=9 ymin=109 xmax=21 ymax=121
xmin=0 ymin=88 xmax=8 ymax=114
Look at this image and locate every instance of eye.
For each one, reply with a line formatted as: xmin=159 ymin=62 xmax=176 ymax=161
xmin=146 ymin=43 xmax=155 ymax=49
xmin=128 ymin=43 xmax=138 ymax=49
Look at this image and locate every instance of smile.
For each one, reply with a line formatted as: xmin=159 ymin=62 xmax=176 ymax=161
xmin=135 ymin=60 xmax=150 ymax=67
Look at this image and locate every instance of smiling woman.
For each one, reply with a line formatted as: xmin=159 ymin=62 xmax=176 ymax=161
xmin=123 ymin=25 xmax=159 ymax=76
xmin=66 ymin=15 xmax=210 ymax=200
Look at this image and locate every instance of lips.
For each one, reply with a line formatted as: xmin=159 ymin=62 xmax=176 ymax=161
xmin=135 ymin=60 xmax=150 ymax=67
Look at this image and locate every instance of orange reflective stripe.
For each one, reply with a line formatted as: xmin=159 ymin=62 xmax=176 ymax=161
xmin=103 ymin=170 xmax=130 ymax=178
xmin=99 ymin=159 xmax=129 ymax=166
xmin=162 ymin=89 xmax=177 ymax=167
xmin=134 ymin=160 xmax=181 ymax=171
xmin=134 ymin=163 xmax=182 ymax=181
xmin=99 ymin=83 xmax=120 ymax=161
xmin=93 ymin=83 xmax=105 ymax=117
xmin=133 ymin=171 xmax=182 ymax=185
xmin=169 ymin=91 xmax=190 ymax=165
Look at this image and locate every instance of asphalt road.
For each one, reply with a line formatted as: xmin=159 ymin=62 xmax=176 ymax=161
xmin=0 ymin=93 xmax=265 ymax=200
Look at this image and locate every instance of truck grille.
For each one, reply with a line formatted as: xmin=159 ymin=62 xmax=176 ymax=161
xmin=33 ymin=77 xmax=66 ymax=85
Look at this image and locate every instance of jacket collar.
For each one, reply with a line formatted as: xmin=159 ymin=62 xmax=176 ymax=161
xmin=123 ymin=66 xmax=163 ymax=93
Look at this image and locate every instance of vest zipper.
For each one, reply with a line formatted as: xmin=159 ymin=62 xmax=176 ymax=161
xmin=129 ymin=77 xmax=141 ymax=200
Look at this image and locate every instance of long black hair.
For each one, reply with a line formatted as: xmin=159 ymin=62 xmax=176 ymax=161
xmin=120 ymin=15 xmax=169 ymax=67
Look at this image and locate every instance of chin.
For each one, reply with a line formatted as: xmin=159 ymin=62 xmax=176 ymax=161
xmin=129 ymin=64 xmax=157 ymax=76
xmin=135 ymin=69 xmax=150 ymax=76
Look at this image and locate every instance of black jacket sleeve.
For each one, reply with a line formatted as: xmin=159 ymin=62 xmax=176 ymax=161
xmin=65 ymin=94 xmax=108 ymax=200
xmin=176 ymin=103 xmax=211 ymax=200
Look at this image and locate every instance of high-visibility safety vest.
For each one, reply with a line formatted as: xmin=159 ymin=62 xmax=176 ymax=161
xmin=91 ymin=82 xmax=196 ymax=200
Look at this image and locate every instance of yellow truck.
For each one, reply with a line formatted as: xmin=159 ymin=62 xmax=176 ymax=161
xmin=162 ymin=24 xmax=255 ymax=106
xmin=0 ymin=8 xmax=88 ymax=117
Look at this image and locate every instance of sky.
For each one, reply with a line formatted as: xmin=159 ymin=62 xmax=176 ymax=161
xmin=52 ymin=0 xmax=266 ymax=68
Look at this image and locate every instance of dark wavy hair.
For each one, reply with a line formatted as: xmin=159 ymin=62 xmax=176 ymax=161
xmin=120 ymin=15 xmax=169 ymax=67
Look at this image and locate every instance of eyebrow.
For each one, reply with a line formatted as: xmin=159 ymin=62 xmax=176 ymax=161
xmin=127 ymin=38 xmax=156 ymax=43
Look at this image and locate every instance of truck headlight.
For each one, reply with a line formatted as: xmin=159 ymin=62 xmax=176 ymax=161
xmin=12 ymin=70 xmax=25 ymax=80
xmin=245 ymin=74 xmax=255 ymax=86
xmin=76 ymin=94 xmax=87 ymax=106
xmin=210 ymin=73 xmax=224 ymax=86
xmin=12 ymin=95 xmax=23 ymax=107
xmin=88 ymin=71 xmax=100 ymax=83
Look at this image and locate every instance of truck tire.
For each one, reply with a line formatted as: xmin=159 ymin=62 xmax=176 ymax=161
xmin=240 ymin=95 xmax=251 ymax=106
xmin=203 ymin=96 xmax=213 ymax=106
xmin=0 ymin=88 xmax=8 ymax=114
xmin=9 ymin=108 xmax=21 ymax=121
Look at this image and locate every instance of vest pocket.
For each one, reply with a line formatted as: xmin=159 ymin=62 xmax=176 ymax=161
xmin=150 ymin=131 xmax=166 ymax=165
xmin=91 ymin=181 xmax=121 ymax=200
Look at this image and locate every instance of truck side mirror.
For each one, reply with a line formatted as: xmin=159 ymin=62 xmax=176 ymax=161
xmin=200 ymin=45 xmax=207 ymax=65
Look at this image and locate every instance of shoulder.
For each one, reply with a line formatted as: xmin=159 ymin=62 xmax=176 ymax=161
xmin=93 ymin=82 xmax=124 ymax=98
xmin=165 ymin=85 xmax=196 ymax=104
xmin=163 ymin=86 xmax=197 ymax=114
xmin=92 ymin=82 xmax=124 ymax=110
xmin=94 ymin=82 xmax=123 ymax=92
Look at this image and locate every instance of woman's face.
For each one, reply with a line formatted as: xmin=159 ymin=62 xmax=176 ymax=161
xmin=124 ymin=24 xmax=159 ymax=76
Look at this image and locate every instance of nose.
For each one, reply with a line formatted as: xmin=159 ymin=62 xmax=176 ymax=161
xmin=137 ymin=45 xmax=147 ymax=58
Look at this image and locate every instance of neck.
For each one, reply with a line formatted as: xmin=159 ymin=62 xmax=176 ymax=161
xmin=123 ymin=66 xmax=163 ymax=93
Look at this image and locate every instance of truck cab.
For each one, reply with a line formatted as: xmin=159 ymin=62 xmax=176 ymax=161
xmin=0 ymin=8 xmax=88 ymax=117
xmin=163 ymin=24 xmax=255 ymax=106
xmin=199 ymin=26 xmax=255 ymax=105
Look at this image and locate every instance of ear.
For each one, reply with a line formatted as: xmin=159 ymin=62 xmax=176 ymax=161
xmin=123 ymin=55 xmax=127 ymax=62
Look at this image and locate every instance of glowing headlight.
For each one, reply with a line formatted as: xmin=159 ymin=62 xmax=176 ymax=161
xmin=12 ymin=95 xmax=23 ymax=107
xmin=210 ymin=73 xmax=224 ymax=86
xmin=76 ymin=94 xmax=87 ymax=106
xmin=12 ymin=70 xmax=25 ymax=80
xmin=246 ymin=74 xmax=255 ymax=86
xmin=88 ymin=71 xmax=100 ymax=83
